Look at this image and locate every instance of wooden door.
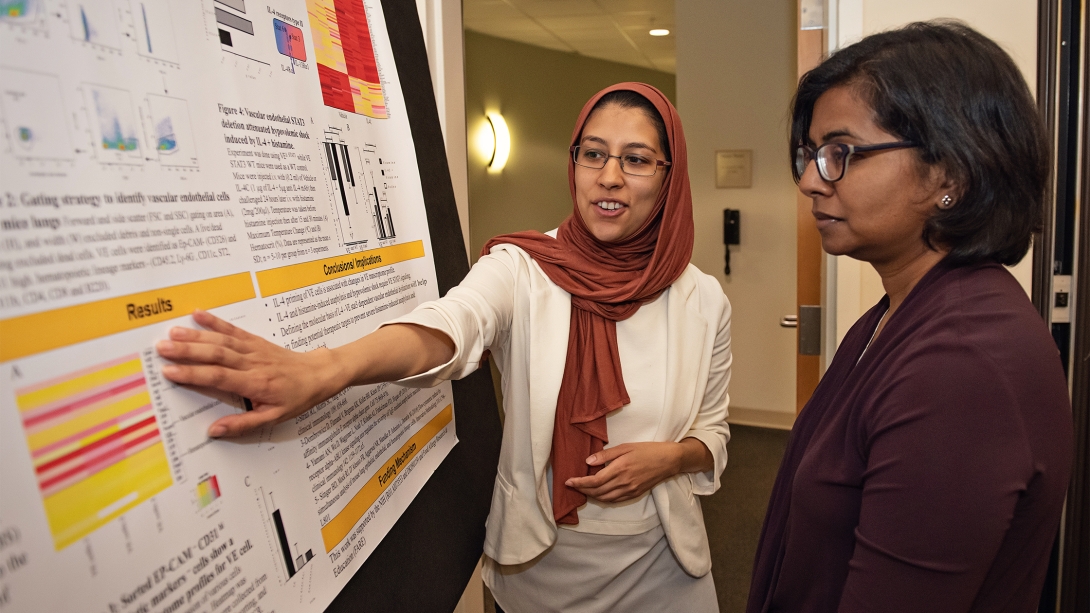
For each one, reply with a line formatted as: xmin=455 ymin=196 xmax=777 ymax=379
xmin=795 ymin=4 xmax=824 ymax=412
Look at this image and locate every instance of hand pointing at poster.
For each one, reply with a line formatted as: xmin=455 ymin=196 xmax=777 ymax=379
xmin=156 ymin=309 xmax=455 ymax=437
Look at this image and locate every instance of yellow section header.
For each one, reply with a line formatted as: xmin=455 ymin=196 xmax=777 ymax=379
xmin=321 ymin=404 xmax=453 ymax=553
xmin=255 ymin=240 xmax=425 ymax=297
xmin=0 ymin=273 xmax=255 ymax=362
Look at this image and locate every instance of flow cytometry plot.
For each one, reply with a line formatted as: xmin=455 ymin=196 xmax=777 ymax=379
xmin=17 ymin=355 xmax=173 ymax=551
xmin=147 ymin=95 xmax=197 ymax=167
xmin=0 ymin=68 xmax=75 ymax=161
xmin=1 ymin=0 xmax=44 ymax=25
xmin=307 ymin=0 xmax=387 ymax=118
xmin=84 ymin=84 xmax=142 ymax=163
xmin=68 ymin=1 xmax=121 ymax=49
xmin=133 ymin=0 xmax=179 ymax=64
xmin=259 ymin=488 xmax=314 ymax=582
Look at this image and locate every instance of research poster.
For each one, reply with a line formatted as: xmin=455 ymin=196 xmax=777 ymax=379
xmin=0 ymin=1 xmax=459 ymax=611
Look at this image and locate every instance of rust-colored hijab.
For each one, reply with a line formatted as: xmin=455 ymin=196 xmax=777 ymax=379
xmin=481 ymin=82 xmax=693 ymax=525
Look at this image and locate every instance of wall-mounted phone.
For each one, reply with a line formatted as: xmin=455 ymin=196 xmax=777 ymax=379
xmin=723 ymin=208 xmax=740 ymax=275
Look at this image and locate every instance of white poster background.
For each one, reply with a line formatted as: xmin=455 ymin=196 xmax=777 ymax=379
xmin=0 ymin=1 xmax=458 ymax=611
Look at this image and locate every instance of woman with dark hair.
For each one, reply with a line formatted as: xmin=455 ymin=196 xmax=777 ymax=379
xmin=158 ymin=83 xmax=730 ymax=612
xmin=748 ymin=21 xmax=1073 ymax=613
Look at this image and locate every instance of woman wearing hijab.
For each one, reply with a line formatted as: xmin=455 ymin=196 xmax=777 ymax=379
xmin=158 ymin=83 xmax=731 ymax=612
xmin=747 ymin=22 xmax=1072 ymax=613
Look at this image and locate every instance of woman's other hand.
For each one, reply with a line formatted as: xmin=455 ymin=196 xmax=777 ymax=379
xmin=565 ymin=438 xmax=712 ymax=503
xmin=157 ymin=310 xmax=345 ymax=438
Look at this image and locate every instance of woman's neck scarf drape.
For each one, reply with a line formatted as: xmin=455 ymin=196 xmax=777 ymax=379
xmin=481 ymin=82 xmax=694 ymax=525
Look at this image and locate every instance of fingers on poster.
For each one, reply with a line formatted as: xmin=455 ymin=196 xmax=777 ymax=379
xmin=7 ymin=331 xmax=244 ymax=551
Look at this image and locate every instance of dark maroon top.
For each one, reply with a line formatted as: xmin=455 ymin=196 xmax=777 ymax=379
xmin=747 ymin=260 xmax=1073 ymax=613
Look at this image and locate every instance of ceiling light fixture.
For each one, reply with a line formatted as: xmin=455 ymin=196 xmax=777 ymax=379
xmin=649 ymin=28 xmax=669 ymax=36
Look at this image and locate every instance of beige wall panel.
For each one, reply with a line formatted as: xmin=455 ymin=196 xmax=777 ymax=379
xmin=677 ymin=0 xmax=800 ymax=420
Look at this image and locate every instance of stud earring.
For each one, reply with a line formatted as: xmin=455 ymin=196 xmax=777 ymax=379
xmin=940 ymin=194 xmax=954 ymax=209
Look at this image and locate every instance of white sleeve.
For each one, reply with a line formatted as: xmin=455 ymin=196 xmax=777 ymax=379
xmin=685 ymin=293 xmax=732 ymax=495
xmin=381 ymin=249 xmax=517 ymax=387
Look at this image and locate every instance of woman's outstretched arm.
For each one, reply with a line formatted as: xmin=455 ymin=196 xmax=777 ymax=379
xmin=156 ymin=309 xmax=454 ymax=438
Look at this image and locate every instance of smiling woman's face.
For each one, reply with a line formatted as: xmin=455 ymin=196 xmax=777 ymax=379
xmin=574 ymin=104 xmax=668 ymax=243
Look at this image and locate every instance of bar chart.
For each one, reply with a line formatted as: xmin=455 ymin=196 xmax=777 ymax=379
xmin=260 ymin=488 xmax=314 ymax=581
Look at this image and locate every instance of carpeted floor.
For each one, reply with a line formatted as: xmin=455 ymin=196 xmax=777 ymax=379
xmin=482 ymin=423 xmax=791 ymax=613
xmin=703 ymin=424 xmax=791 ymax=613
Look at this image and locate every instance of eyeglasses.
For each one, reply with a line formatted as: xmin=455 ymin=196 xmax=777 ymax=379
xmin=794 ymin=141 xmax=918 ymax=183
xmin=571 ymin=146 xmax=671 ymax=177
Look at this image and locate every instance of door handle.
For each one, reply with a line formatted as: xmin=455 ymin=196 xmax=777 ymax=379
xmin=780 ymin=315 xmax=798 ymax=328
xmin=798 ymin=305 xmax=821 ymax=356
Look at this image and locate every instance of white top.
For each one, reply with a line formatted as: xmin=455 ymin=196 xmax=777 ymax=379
xmin=387 ymin=241 xmax=733 ymax=577
xmin=561 ymin=290 xmax=668 ymax=535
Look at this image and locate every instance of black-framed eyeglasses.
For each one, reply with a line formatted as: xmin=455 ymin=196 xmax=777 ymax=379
xmin=794 ymin=141 xmax=918 ymax=183
xmin=571 ymin=145 xmax=671 ymax=177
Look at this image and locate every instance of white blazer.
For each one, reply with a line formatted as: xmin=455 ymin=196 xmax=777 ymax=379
xmin=390 ymin=242 xmax=732 ymax=577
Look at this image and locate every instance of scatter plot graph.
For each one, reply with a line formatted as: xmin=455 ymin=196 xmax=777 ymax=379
xmin=17 ymin=355 xmax=173 ymax=551
xmin=133 ymin=0 xmax=179 ymax=64
xmin=84 ymin=84 xmax=142 ymax=163
xmin=307 ymin=0 xmax=387 ymax=118
xmin=147 ymin=95 xmax=197 ymax=167
xmin=0 ymin=68 xmax=75 ymax=161
xmin=68 ymin=1 xmax=122 ymax=49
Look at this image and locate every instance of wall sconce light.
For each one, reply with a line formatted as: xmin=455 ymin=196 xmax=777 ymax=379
xmin=475 ymin=112 xmax=510 ymax=173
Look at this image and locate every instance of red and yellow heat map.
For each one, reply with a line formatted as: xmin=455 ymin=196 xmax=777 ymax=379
xmin=307 ymin=0 xmax=388 ymax=118
xmin=17 ymin=355 xmax=172 ymax=550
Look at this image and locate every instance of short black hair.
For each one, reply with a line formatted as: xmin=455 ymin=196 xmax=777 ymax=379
xmin=591 ymin=89 xmax=672 ymax=162
xmin=790 ymin=20 xmax=1048 ymax=266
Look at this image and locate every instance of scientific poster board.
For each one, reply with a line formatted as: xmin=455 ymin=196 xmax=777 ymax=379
xmin=0 ymin=1 xmax=502 ymax=611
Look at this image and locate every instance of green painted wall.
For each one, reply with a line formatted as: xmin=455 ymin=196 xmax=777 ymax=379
xmin=464 ymin=31 xmax=676 ymax=258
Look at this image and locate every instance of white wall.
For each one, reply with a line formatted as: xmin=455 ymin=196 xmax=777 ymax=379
xmin=677 ymin=0 xmax=800 ymax=426
xmin=416 ymin=0 xmax=471 ymax=256
xmin=828 ymin=0 xmax=1038 ymax=347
